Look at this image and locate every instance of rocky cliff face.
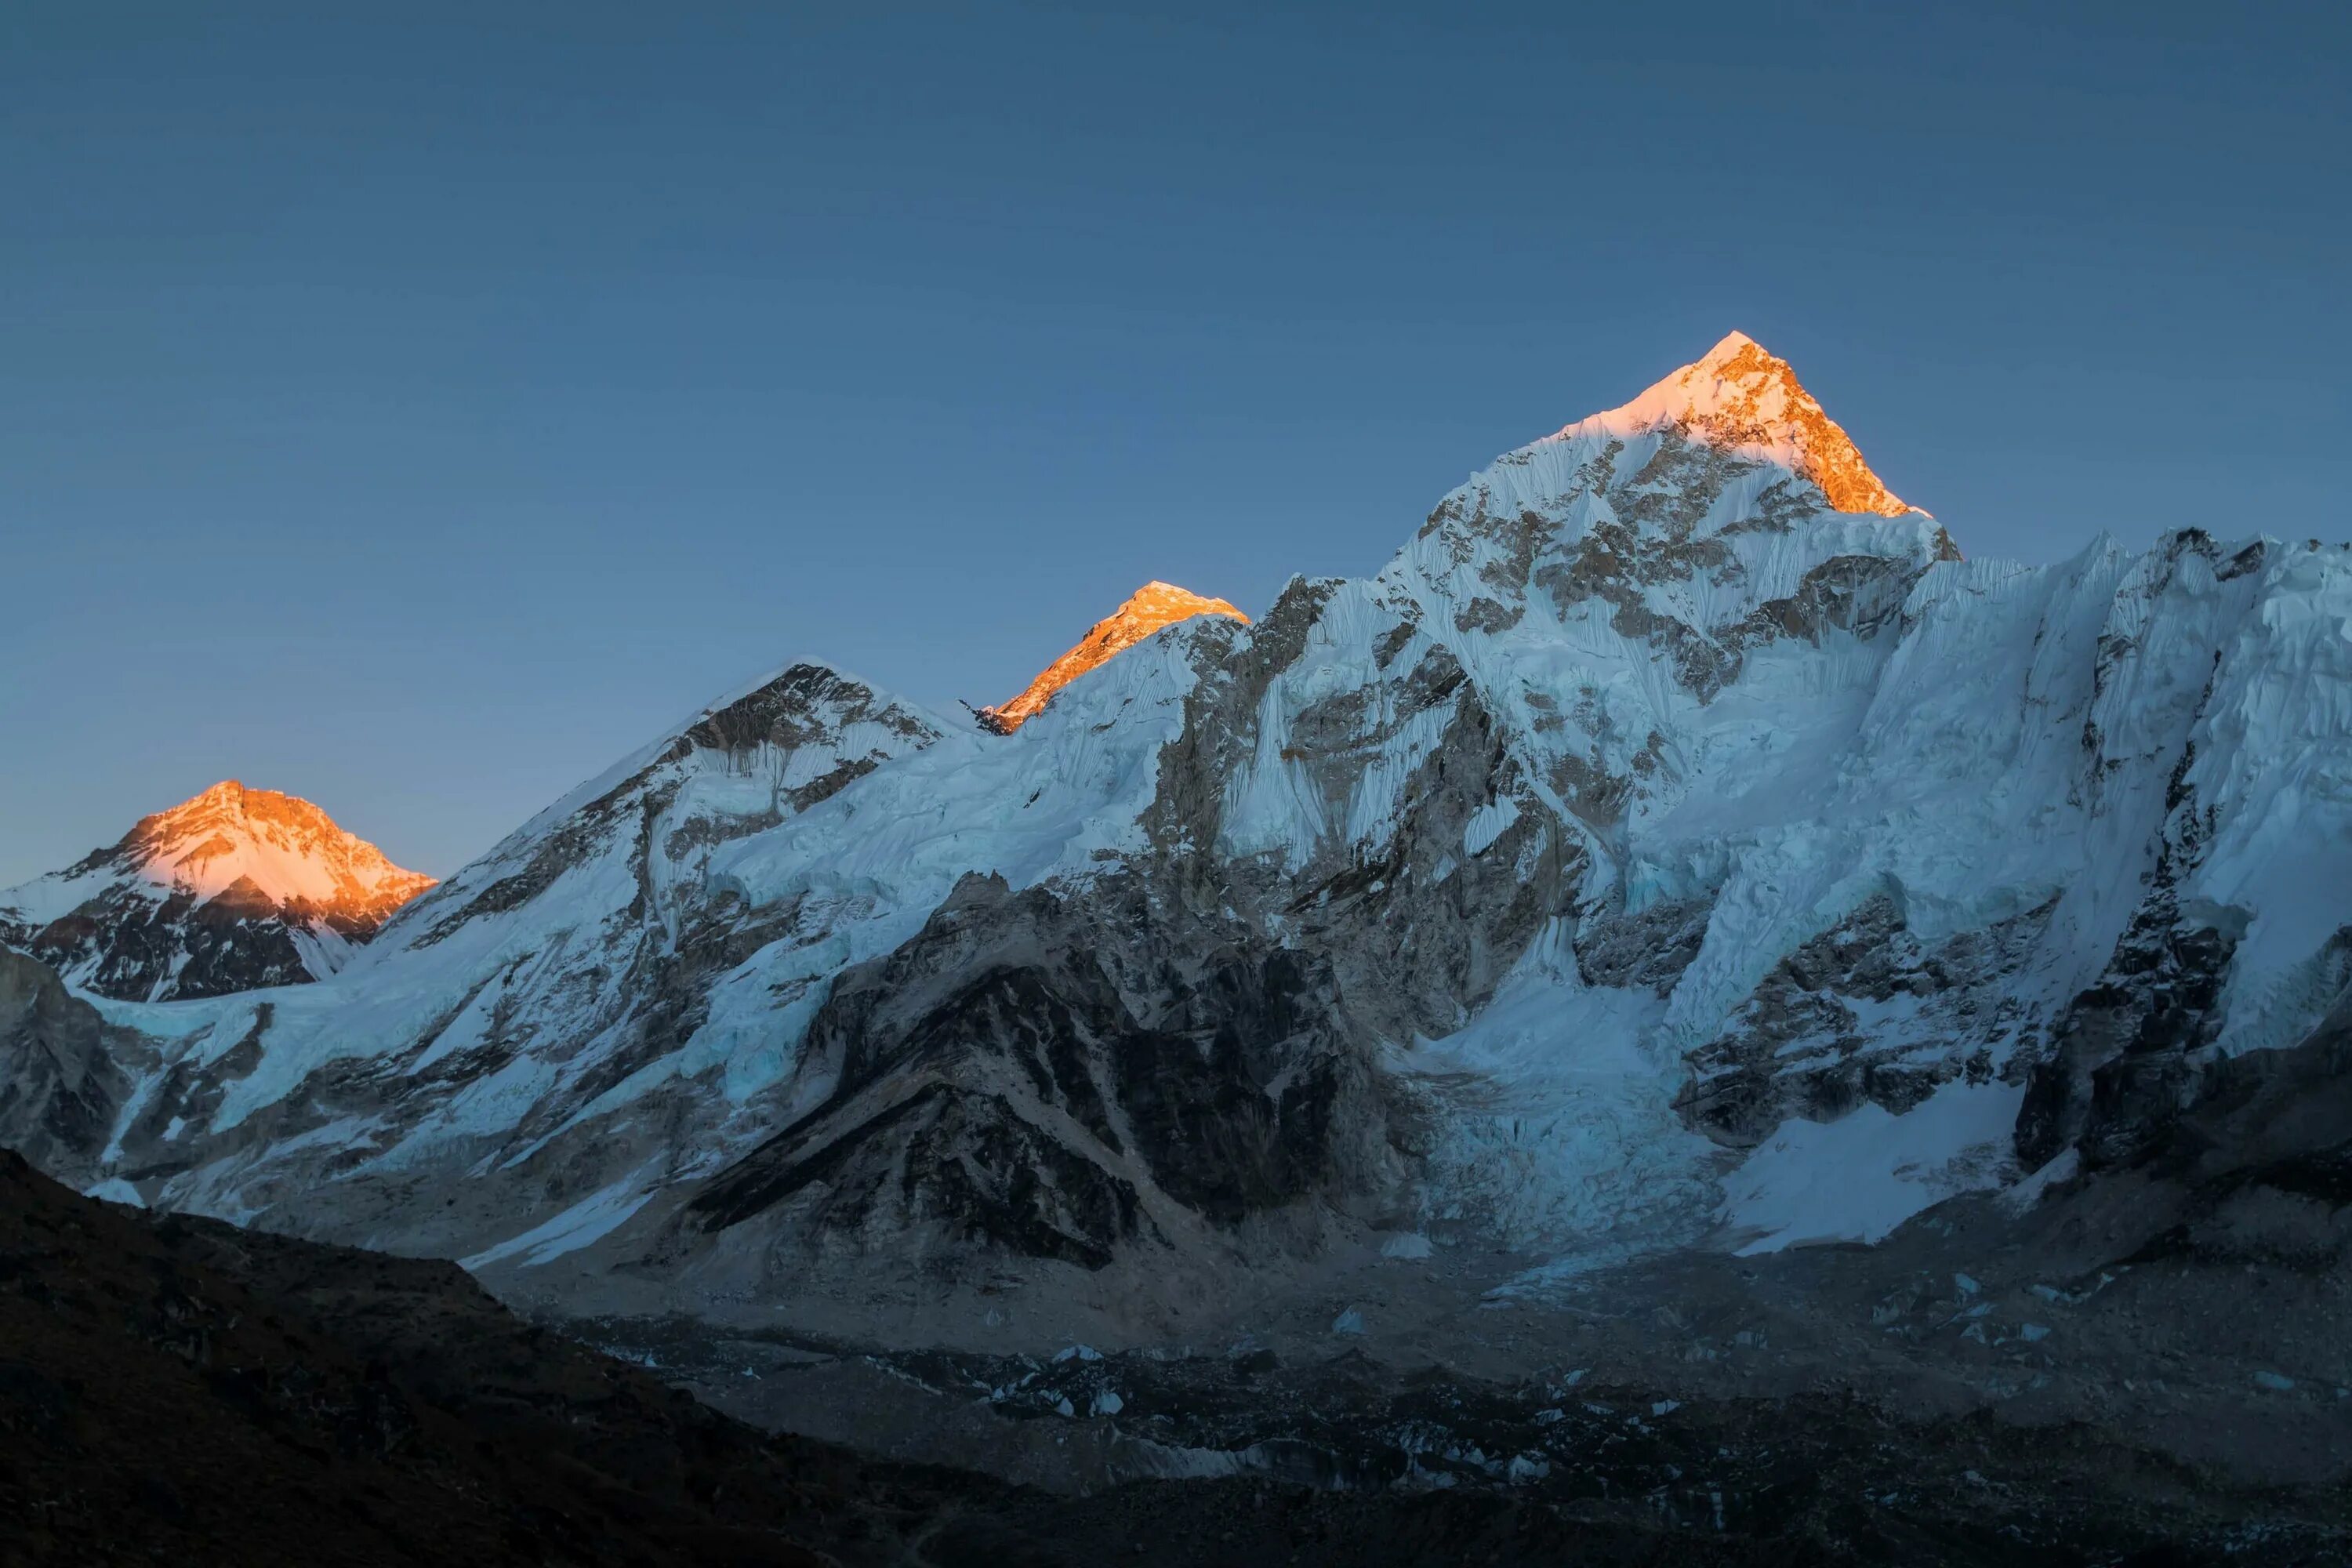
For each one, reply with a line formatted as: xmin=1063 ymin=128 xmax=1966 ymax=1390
xmin=0 ymin=948 xmax=136 ymax=1189
xmin=0 ymin=781 xmax=434 ymax=1001
xmin=17 ymin=334 xmax=2349 ymax=1340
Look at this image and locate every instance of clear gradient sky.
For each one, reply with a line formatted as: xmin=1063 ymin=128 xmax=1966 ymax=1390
xmin=4 ymin=2 xmax=2347 ymax=884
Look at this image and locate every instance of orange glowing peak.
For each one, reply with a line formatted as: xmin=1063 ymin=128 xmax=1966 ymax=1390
xmin=978 ymin=581 xmax=1250 ymax=733
xmin=1565 ymin=332 xmax=1914 ymax=517
xmin=122 ymin=779 xmax=437 ymax=914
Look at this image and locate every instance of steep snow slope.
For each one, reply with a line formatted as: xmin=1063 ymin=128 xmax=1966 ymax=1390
xmin=36 ymin=333 xmax=2352 ymax=1334
xmin=0 ymin=782 xmax=434 ymax=1001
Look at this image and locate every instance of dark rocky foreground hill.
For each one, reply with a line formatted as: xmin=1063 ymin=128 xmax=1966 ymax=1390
xmin=5 ymin=1134 xmax=2350 ymax=1566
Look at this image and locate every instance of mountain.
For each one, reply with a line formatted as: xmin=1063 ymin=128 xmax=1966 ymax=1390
xmin=0 ymin=781 xmax=434 ymax=1001
xmin=20 ymin=332 xmax=2350 ymax=1355
xmin=1570 ymin=328 xmax=1913 ymax=517
xmin=977 ymin=580 xmax=1250 ymax=731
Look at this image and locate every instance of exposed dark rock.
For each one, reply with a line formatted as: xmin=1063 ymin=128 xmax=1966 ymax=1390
xmin=1451 ymin=596 xmax=1524 ymax=635
xmin=2016 ymin=714 xmax=2262 ymax=1173
xmin=682 ymin=873 xmax=1362 ymax=1265
xmin=1681 ymin=894 xmax=2051 ymax=1147
xmin=16 ymin=882 xmax=322 ymax=1000
xmin=0 ymin=949 xmax=134 ymax=1187
xmin=1574 ymin=894 xmax=1713 ymax=996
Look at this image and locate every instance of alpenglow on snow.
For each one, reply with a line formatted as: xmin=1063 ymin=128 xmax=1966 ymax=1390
xmin=1 ymin=781 xmax=435 ymax=1004
xmin=13 ymin=332 xmax=2349 ymax=1328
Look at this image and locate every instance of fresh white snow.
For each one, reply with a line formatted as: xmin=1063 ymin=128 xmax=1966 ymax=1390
xmin=50 ymin=335 xmax=2352 ymax=1287
xmin=1720 ymin=1080 xmax=2024 ymax=1254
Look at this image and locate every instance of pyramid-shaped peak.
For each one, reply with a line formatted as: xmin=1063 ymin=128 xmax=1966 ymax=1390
xmin=0 ymin=781 xmax=437 ymax=1002
xmin=978 ymin=583 xmax=1250 ymax=734
xmin=110 ymin=781 xmax=435 ymax=906
xmin=1119 ymin=581 xmax=1243 ymax=619
xmin=1564 ymin=333 xmax=1912 ymax=517
xmin=1697 ymin=329 xmax=1763 ymax=362
xmin=147 ymin=779 xmax=341 ymax=837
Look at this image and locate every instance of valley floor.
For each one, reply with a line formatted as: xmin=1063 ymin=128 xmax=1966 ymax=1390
xmin=4 ymin=1139 xmax=2349 ymax=1566
xmin=9 ymin=1024 xmax=2352 ymax=1565
xmin=579 ymin=1205 xmax=2351 ymax=1567
xmin=569 ymin=1025 xmax=2352 ymax=1564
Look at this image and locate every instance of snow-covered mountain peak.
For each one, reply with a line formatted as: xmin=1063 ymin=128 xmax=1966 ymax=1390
xmin=27 ymin=335 xmax=2347 ymax=1374
xmin=76 ymin=780 xmax=430 ymax=910
xmin=1559 ymin=332 xmax=1913 ymax=517
xmin=978 ymin=581 xmax=1250 ymax=733
xmin=362 ymin=658 xmax=953 ymax=973
xmin=1392 ymin=336 xmax=1955 ymax=716
xmin=0 ymin=782 xmax=434 ymax=1000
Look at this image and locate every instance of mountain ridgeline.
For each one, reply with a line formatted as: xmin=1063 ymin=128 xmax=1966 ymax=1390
xmin=7 ymin=333 xmax=2349 ymax=1341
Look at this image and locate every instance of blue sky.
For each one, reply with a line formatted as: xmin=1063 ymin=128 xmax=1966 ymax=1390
xmin=3 ymin=2 xmax=2346 ymax=883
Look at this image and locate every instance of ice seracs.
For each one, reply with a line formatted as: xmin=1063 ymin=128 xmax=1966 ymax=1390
xmin=977 ymin=581 xmax=1250 ymax=732
xmin=0 ymin=780 xmax=434 ymax=1000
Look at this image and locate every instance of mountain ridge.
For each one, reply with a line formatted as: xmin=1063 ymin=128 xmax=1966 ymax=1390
xmin=8 ymin=334 xmax=2345 ymax=1370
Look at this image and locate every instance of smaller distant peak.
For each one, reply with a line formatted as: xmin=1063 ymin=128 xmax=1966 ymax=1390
xmin=978 ymin=582 xmax=1249 ymax=734
xmin=1558 ymin=332 xmax=1915 ymax=518
xmin=1115 ymin=581 xmax=1247 ymax=621
xmin=49 ymin=780 xmax=440 ymax=913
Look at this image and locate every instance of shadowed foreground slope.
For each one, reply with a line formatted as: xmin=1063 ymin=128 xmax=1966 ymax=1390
xmin=5 ymin=1139 xmax=2350 ymax=1566
xmin=0 ymin=1149 xmax=1778 ymax=1567
xmin=0 ymin=1147 xmax=906 ymax=1564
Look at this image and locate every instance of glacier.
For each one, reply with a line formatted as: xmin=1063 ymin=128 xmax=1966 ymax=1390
xmin=13 ymin=331 xmax=2347 ymax=1333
